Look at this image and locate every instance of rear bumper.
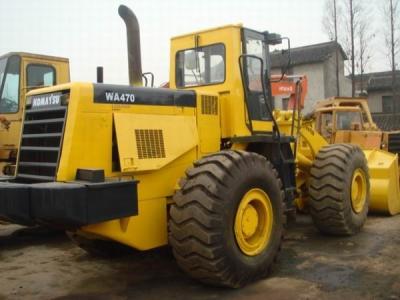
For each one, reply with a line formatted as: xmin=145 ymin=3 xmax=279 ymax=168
xmin=0 ymin=180 xmax=138 ymax=228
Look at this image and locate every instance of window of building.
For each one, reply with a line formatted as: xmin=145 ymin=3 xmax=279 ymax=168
xmin=176 ymin=44 xmax=225 ymax=88
xmin=382 ymin=95 xmax=394 ymax=113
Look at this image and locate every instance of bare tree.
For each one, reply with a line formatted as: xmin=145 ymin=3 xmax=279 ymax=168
xmin=341 ymin=0 xmax=358 ymax=97
xmin=381 ymin=0 xmax=400 ymax=113
xmin=322 ymin=0 xmax=341 ymax=96
xmin=340 ymin=0 xmax=374 ymax=97
xmin=355 ymin=14 xmax=374 ymax=95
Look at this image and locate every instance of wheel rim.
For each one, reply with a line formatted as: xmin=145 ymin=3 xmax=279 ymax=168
xmin=351 ymin=168 xmax=367 ymax=214
xmin=234 ymin=188 xmax=273 ymax=256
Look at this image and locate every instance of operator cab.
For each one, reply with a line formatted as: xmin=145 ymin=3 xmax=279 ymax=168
xmin=317 ymin=108 xmax=366 ymax=141
xmin=314 ymin=98 xmax=377 ymax=143
xmin=0 ymin=52 xmax=69 ymax=176
xmin=170 ymin=25 xmax=284 ymax=138
xmin=0 ymin=53 xmax=61 ymax=114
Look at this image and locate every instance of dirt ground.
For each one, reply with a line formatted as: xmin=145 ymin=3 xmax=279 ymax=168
xmin=0 ymin=215 xmax=399 ymax=300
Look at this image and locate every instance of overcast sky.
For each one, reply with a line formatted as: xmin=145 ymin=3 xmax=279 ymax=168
xmin=0 ymin=0 xmax=390 ymax=85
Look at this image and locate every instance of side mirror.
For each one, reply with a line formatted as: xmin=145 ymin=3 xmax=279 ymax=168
xmin=266 ymin=32 xmax=282 ymax=45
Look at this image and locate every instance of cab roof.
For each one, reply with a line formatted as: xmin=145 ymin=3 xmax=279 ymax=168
xmin=0 ymin=52 xmax=69 ymax=63
xmin=171 ymin=24 xmax=243 ymax=40
xmin=315 ymin=97 xmax=368 ymax=109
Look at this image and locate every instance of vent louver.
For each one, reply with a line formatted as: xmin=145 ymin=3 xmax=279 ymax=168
xmin=201 ymin=95 xmax=218 ymax=115
xmin=135 ymin=129 xmax=166 ymax=159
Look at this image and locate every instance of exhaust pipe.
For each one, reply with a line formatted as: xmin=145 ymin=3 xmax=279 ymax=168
xmin=118 ymin=5 xmax=142 ymax=86
xmin=96 ymin=66 xmax=103 ymax=83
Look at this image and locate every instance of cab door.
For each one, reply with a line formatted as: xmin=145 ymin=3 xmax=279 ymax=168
xmin=0 ymin=55 xmax=22 ymax=157
xmin=3 ymin=59 xmax=57 ymax=148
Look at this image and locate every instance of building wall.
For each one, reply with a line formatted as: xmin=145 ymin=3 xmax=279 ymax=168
xmin=271 ymin=52 xmax=351 ymax=113
xmin=324 ymin=52 xmax=352 ymax=99
xmin=367 ymin=91 xmax=391 ymax=113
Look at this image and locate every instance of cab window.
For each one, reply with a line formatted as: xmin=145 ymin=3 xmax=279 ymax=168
xmin=319 ymin=112 xmax=333 ymax=139
xmin=242 ymin=29 xmax=271 ymax=121
xmin=0 ymin=55 xmax=21 ymax=113
xmin=336 ymin=111 xmax=363 ymax=130
xmin=27 ymin=64 xmax=56 ymax=89
xmin=176 ymin=43 xmax=225 ymax=87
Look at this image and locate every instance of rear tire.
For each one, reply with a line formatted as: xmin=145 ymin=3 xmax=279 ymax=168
xmin=309 ymin=144 xmax=369 ymax=236
xmin=169 ymin=150 xmax=284 ymax=288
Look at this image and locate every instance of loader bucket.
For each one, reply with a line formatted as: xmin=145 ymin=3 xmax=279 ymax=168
xmin=364 ymin=150 xmax=400 ymax=215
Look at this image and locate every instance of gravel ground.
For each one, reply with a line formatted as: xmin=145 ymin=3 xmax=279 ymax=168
xmin=0 ymin=215 xmax=399 ymax=300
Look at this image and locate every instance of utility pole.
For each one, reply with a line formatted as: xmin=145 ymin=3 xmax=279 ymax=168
xmin=390 ymin=0 xmax=397 ymax=114
xmin=360 ymin=33 xmax=364 ymax=94
xmin=334 ymin=0 xmax=340 ymax=96
xmin=350 ymin=0 xmax=355 ymax=97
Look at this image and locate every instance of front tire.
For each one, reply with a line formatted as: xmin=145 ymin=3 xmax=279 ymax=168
xmin=169 ymin=150 xmax=284 ymax=288
xmin=309 ymin=144 xmax=370 ymax=236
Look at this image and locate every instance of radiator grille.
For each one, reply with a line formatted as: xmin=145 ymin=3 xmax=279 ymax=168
xmin=17 ymin=105 xmax=67 ymax=182
xmin=135 ymin=129 xmax=166 ymax=159
xmin=201 ymin=95 xmax=218 ymax=115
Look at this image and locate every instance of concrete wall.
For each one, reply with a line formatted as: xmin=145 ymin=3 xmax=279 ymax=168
xmin=294 ymin=63 xmax=325 ymax=114
xmin=368 ymin=92 xmax=383 ymax=113
xmin=271 ymin=52 xmax=351 ymax=113
xmin=367 ymin=91 xmax=385 ymax=113
xmin=324 ymin=52 xmax=352 ymax=99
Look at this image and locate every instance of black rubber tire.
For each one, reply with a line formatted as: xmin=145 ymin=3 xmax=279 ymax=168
xmin=67 ymin=231 xmax=132 ymax=258
xmin=169 ymin=150 xmax=284 ymax=288
xmin=309 ymin=144 xmax=370 ymax=236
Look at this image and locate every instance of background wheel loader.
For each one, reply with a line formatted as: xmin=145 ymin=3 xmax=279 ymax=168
xmin=270 ymin=80 xmax=373 ymax=234
xmin=0 ymin=52 xmax=69 ymax=177
xmin=310 ymin=97 xmax=400 ymax=215
xmin=0 ymin=5 xmax=373 ymax=288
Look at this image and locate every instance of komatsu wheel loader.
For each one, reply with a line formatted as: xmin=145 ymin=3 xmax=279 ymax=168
xmin=0 ymin=52 xmax=69 ymax=176
xmin=0 ymin=6 xmax=371 ymax=287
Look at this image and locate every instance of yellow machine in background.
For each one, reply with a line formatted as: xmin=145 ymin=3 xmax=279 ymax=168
xmin=311 ymin=97 xmax=400 ymax=215
xmin=0 ymin=6 xmax=374 ymax=288
xmin=0 ymin=52 xmax=69 ymax=176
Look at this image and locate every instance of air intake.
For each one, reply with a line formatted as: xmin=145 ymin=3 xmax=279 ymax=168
xmin=135 ymin=129 xmax=166 ymax=159
xmin=17 ymin=105 xmax=67 ymax=182
xmin=201 ymin=95 xmax=218 ymax=115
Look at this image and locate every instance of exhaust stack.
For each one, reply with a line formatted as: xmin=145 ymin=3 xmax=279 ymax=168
xmin=118 ymin=5 xmax=142 ymax=86
xmin=96 ymin=66 xmax=104 ymax=83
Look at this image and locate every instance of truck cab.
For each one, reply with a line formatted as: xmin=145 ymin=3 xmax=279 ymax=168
xmin=0 ymin=52 xmax=69 ymax=175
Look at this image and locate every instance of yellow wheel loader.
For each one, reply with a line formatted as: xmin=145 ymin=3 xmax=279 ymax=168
xmin=0 ymin=6 xmax=371 ymax=287
xmin=310 ymin=97 xmax=400 ymax=215
xmin=0 ymin=52 xmax=69 ymax=176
